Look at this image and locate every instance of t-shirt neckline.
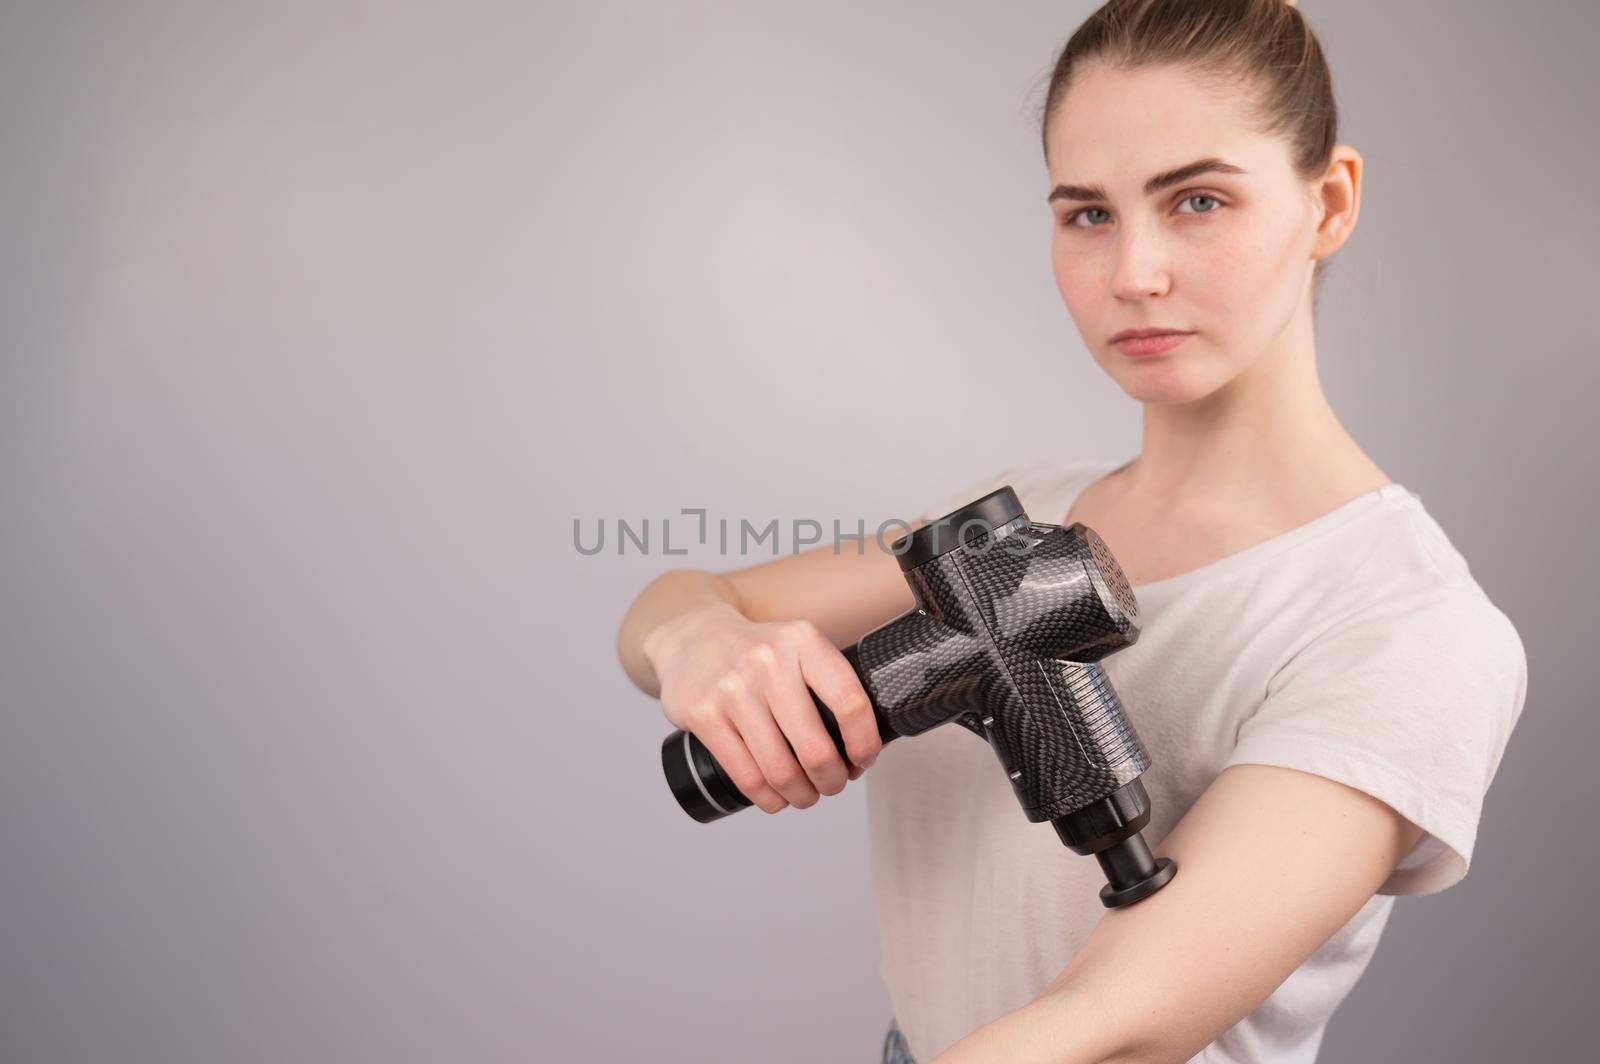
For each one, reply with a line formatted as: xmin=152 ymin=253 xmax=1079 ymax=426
xmin=1061 ymin=458 xmax=1416 ymax=599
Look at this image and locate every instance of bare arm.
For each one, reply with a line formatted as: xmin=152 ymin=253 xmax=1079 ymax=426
xmin=617 ymin=531 xmax=920 ymax=698
xmin=931 ymin=764 xmax=1425 ymax=1064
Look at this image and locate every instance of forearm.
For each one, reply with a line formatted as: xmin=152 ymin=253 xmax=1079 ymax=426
xmin=930 ymin=985 xmax=1143 ymax=1064
xmin=616 ymin=570 xmax=745 ymax=696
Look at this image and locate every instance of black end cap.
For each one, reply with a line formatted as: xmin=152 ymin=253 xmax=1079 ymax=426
xmin=662 ymin=730 xmax=741 ymax=823
xmin=892 ymin=485 xmax=1026 ymax=572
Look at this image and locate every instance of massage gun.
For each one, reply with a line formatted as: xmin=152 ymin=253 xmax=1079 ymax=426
xmin=659 ymin=486 xmax=1177 ymax=908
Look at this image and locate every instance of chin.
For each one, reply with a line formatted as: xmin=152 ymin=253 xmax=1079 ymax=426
xmin=1104 ymin=358 xmax=1229 ymax=406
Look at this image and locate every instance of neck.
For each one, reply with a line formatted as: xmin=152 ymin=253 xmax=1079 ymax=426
xmin=1120 ymin=302 xmax=1372 ymax=504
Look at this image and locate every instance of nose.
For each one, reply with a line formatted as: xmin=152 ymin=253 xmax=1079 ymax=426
xmin=1110 ymin=223 xmax=1171 ymax=301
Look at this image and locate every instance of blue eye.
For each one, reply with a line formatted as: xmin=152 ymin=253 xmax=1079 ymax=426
xmin=1069 ymin=207 xmax=1112 ymax=228
xmin=1061 ymin=191 xmax=1226 ymax=229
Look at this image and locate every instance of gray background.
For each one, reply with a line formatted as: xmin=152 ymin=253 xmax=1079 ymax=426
xmin=2 ymin=1 xmax=1595 ymax=1061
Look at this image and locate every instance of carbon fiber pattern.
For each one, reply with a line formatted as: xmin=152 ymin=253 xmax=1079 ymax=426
xmin=854 ymin=517 xmax=1151 ymax=821
xmin=1084 ymin=524 xmax=1139 ymax=619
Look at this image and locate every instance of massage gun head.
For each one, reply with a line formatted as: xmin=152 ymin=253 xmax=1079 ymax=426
xmin=872 ymin=486 xmax=1152 ymax=813
xmin=891 ymin=486 xmax=1140 ymax=658
xmin=875 ymin=487 xmax=1144 ymax=733
xmin=876 ymin=485 xmax=1175 ymax=906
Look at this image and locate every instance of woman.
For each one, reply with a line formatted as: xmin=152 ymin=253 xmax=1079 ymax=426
xmin=617 ymin=1 xmax=1529 ymax=1061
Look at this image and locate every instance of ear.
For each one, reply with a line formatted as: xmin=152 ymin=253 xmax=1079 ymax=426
xmin=1311 ymin=145 xmax=1362 ymax=261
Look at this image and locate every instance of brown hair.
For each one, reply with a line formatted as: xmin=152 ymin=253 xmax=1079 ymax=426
xmin=1038 ymin=0 xmax=1338 ymax=296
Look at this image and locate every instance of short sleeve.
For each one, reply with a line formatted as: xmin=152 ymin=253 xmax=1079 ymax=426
xmin=1222 ymin=587 xmax=1529 ymax=896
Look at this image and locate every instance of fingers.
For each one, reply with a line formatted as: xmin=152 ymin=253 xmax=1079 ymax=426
xmin=795 ymin=625 xmax=883 ymax=773
xmin=690 ymin=709 xmax=790 ymax=815
xmin=763 ymin=649 xmax=849 ymax=799
xmin=665 ymin=616 xmax=877 ymax=817
xmin=722 ymin=663 xmax=822 ymax=810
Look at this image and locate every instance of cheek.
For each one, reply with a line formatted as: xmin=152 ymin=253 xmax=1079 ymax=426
xmin=1181 ymin=216 xmax=1289 ymax=321
xmin=1051 ymin=233 xmax=1101 ymax=316
xmin=1212 ymin=218 xmax=1307 ymax=337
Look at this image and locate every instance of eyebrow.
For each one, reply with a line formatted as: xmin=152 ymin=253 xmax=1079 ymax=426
xmin=1047 ymin=157 xmax=1249 ymax=205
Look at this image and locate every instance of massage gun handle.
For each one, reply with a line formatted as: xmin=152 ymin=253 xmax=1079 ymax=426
xmin=661 ymin=642 xmax=898 ymax=822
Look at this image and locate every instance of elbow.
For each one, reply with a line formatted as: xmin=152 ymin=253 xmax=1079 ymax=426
xmin=614 ymin=572 xmax=677 ymax=694
xmin=1107 ymin=1025 xmax=1219 ymax=1064
xmin=1024 ymin=984 xmax=1182 ymax=1064
xmin=1094 ymin=1035 xmax=1188 ymax=1064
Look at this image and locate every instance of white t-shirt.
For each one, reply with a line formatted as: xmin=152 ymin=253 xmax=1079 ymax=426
xmin=864 ymin=459 xmax=1529 ymax=1063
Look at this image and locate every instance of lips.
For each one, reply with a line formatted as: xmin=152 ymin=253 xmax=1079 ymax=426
xmin=1110 ymin=327 xmax=1194 ymax=343
xmin=1111 ymin=329 xmax=1194 ymax=357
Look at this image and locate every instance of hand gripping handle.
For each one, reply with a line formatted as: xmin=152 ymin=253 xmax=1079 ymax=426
xmin=660 ymin=644 xmax=895 ymax=822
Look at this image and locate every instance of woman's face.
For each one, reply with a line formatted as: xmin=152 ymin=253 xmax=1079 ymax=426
xmin=1045 ymin=62 xmax=1324 ymax=405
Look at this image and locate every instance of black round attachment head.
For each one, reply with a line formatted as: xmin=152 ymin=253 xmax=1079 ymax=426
xmin=1097 ymin=843 xmax=1178 ymax=909
xmin=892 ymin=485 xmax=1026 ymax=572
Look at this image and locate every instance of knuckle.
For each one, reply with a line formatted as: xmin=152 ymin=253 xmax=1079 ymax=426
xmin=686 ymin=698 xmax=720 ymax=727
xmin=766 ymin=763 xmax=799 ymax=789
xmin=736 ymin=633 xmax=780 ymax=675
xmin=715 ymin=670 xmax=747 ymax=698
xmin=795 ymin=738 xmax=837 ymax=769
xmin=747 ymin=641 xmax=783 ymax=676
xmin=836 ymin=690 xmax=872 ymax=720
xmin=745 ymin=639 xmax=779 ymax=668
xmin=786 ymin=618 xmax=819 ymax=642
xmin=731 ymin=768 xmax=767 ymax=796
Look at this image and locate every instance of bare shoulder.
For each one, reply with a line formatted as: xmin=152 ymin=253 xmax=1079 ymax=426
xmin=1062 ymin=457 xmax=1394 ymax=589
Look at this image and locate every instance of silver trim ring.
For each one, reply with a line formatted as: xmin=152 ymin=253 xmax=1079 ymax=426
xmin=683 ymin=731 xmax=732 ymax=816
